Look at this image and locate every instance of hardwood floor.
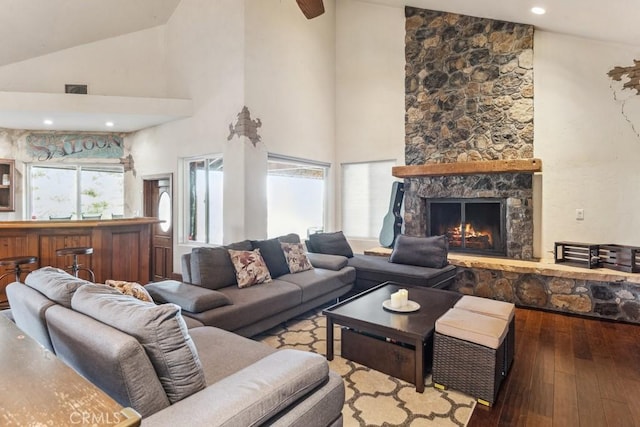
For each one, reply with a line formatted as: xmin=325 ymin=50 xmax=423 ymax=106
xmin=468 ymin=307 xmax=640 ymax=427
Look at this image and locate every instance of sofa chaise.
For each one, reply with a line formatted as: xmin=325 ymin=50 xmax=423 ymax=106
xmin=6 ymin=267 xmax=345 ymax=426
xmin=306 ymin=232 xmax=458 ymax=293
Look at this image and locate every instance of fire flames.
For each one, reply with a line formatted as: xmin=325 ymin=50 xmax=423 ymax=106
xmin=447 ymin=223 xmax=493 ymax=249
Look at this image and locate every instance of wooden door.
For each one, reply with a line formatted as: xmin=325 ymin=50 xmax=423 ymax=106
xmin=143 ymin=175 xmax=173 ymax=282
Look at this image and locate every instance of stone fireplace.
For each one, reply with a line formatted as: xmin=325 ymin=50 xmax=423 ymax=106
xmin=400 ymin=7 xmax=535 ymax=259
xmin=403 ymin=172 xmax=534 ymax=259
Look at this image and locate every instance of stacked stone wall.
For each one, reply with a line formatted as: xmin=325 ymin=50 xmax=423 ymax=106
xmin=403 ymin=7 xmax=535 ymax=259
xmin=451 ymin=267 xmax=640 ymax=324
xmin=404 ymin=7 xmax=534 ymax=165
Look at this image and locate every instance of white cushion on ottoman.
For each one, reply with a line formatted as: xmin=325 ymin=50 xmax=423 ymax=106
xmin=435 ymin=308 xmax=508 ymax=349
xmin=454 ymin=295 xmax=515 ymax=322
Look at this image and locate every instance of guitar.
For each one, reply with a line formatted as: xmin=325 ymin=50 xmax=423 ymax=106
xmin=379 ymin=181 xmax=404 ymax=248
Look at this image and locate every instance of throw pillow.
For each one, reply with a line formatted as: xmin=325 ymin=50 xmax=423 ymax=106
xmin=228 ymin=249 xmax=272 ymax=288
xmin=308 ymin=231 xmax=354 ymax=258
xmin=71 ymin=284 xmax=207 ymax=404
xmin=251 ymin=238 xmax=290 ymax=278
xmin=280 ymin=242 xmax=313 ymax=273
xmin=389 ymin=234 xmax=449 ymax=268
xmin=105 ymin=280 xmax=154 ymax=303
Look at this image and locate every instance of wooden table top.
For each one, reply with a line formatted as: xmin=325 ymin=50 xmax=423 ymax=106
xmin=323 ymin=282 xmax=461 ymax=341
xmin=0 ymin=314 xmax=141 ymax=426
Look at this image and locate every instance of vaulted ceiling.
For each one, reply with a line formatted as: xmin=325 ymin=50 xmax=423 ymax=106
xmin=0 ymin=0 xmax=635 ymax=68
xmin=0 ymin=0 xmax=636 ymax=132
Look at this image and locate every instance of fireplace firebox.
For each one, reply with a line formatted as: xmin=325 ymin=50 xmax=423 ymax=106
xmin=427 ymin=198 xmax=506 ymax=256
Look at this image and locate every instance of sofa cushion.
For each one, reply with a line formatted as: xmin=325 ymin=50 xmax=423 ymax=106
xmin=225 ymin=240 xmax=253 ymax=251
xmin=190 ymin=247 xmax=237 ymax=290
xmin=389 ymin=234 xmax=449 ymax=268
xmin=45 ymin=305 xmax=170 ymax=417
xmin=71 ymin=284 xmax=207 ymax=404
xmin=281 ymin=242 xmax=313 ymax=273
xmin=306 ymin=253 xmax=348 ymax=271
xmin=105 ymin=280 xmax=154 ymax=302
xmin=228 ymin=249 xmax=272 ymax=288
xmin=251 ymin=238 xmax=290 ymax=278
xmin=182 ymin=280 xmax=302 ymax=332
xmin=278 ymin=233 xmax=301 ymax=244
xmin=279 ymin=267 xmax=356 ymax=302
xmin=189 ymin=326 xmax=275 ymax=384
xmin=146 ymin=280 xmax=232 ymax=313
xmin=24 ymin=267 xmax=91 ymax=308
xmin=142 ymin=350 xmax=329 ymax=427
xmin=308 ymin=231 xmax=354 ymax=258
xmin=347 ymin=254 xmax=457 ymax=288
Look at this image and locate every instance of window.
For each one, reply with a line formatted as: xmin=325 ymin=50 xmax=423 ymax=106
xmin=267 ymin=156 xmax=328 ymax=239
xmin=185 ymin=155 xmax=223 ymax=244
xmin=28 ymin=164 xmax=124 ymax=220
xmin=341 ymin=160 xmax=398 ymax=239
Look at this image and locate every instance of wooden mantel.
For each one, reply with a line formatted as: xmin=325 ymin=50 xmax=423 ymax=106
xmin=392 ymin=158 xmax=542 ymax=178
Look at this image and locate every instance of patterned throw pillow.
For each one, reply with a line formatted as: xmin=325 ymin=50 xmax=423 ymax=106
xmin=227 ymin=249 xmax=272 ymax=288
xmin=280 ymin=242 xmax=313 ymax=273
xmin=105 ymin=279 xmax=154 ymax=303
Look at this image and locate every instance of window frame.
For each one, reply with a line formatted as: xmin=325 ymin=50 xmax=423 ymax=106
xmin=182 ymin=153 xmax=224 ymax=245
xmin=26 ymin=162 xmax=125 ymax=220
xmin=267 ymin=154 xmax=330 ymax=239
xmin=340 ymin=159 xmax=398 ymax=240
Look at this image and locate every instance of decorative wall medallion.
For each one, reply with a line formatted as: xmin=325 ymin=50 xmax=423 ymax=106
xmin=228 ymin=106 xmax=262 ymax=147
xmin=607 ymin=59 xmax=640 ymax=139
xmin=26 ymin=133 xmax=124 ymax=160
xmin=608 ymin=60 xmax=640 ymax=94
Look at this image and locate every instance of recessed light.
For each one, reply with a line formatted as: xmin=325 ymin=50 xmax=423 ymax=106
xmin=105 ymin=121 xmax=114 ymax=127
xmin=43 ymin=119 xmax=53 ymax=125
xmin=531 ymin=6 xmax=546 ymax=15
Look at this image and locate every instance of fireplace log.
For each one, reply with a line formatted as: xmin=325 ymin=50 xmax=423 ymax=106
xmin=392 ymin=159 xmax=542 ymax=178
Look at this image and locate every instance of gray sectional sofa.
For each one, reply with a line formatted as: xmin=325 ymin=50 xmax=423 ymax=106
xmin=6 ymin=267 xmax=345 ymax=426
xmin=153 ymin=233 xmax=457 ymax=336
xmin=152 ymin=234 xmax=355 ymax=337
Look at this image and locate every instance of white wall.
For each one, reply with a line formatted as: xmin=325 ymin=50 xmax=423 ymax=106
xmin=535 ymin=31 xmax=640 ymax=258
xmin=129 ymin=0 xmax=247 ymax=263
xmin=335 ymin=0 xmax=405 ymax=252
xmin=336 ymin=0 xmax=405 ymax=165
xmin=130 ymin=0 xmax=338 ymax=270
xmin=244 ymin=0 xmax=337 ymax=233
xmin=0 ymin=27 xmax=168 ymax=97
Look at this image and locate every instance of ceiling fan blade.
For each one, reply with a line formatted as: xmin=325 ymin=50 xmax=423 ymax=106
xmin=296 ymin=0 xmax=325 ymax=19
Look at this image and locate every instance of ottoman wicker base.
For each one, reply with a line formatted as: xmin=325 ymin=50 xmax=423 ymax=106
xmin=432 ymin=332 xmax=507 ymax=406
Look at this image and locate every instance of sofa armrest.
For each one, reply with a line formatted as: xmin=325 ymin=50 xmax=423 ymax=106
xmin=306 ymin=253 xmax=348 ymax=271
xmin=145 ymin=280 xmax=232 ymax=313
xmin=142 ymin=350 xmax=330 ymax=427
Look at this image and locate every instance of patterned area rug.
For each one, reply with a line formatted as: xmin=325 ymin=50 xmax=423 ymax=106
xmin=255 ymin=310 xmax=476 ymax=427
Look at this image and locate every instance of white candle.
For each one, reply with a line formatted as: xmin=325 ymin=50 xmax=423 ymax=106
xmin=399 ymin=289 xmax=408 ymax=306
xmin=390 ymin=291 xmax=403 ymax=308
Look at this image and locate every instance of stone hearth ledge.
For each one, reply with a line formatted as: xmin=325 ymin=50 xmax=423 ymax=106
xmin=363 ymin=247 xmax=640 ymax=285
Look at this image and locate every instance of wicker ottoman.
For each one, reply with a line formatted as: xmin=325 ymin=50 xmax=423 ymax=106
xmin=453 ymin=295 xmax=515 ymax=375
xmin=433 ymin=308 xmax=509 ymax=406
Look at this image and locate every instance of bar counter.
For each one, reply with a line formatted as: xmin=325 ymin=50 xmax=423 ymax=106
xmin=0 ymin=218 xmax=160 ymax=307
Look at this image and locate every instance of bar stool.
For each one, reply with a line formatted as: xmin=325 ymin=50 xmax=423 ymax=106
xmin=0 ymin=256 xmax=38 ymax=283
xmin=56 ymin=247 xmax=95 ymax=282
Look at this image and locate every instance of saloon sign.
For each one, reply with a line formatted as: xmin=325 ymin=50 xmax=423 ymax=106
xmin=26 ymin=133 xmax=124 ymax=160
